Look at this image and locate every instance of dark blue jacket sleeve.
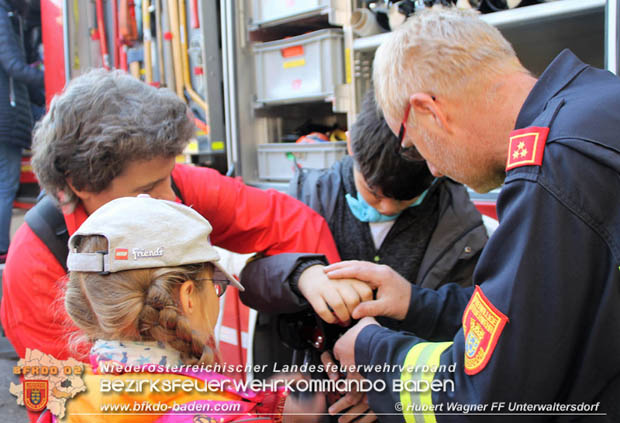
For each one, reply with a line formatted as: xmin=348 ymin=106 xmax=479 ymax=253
xmin=0 ymin=9 xmax=44 ymax=88
xmin=355 ymin=174 xmax=614 ymax=422
xmin=401 ymin=283 xmax=474 ymax=341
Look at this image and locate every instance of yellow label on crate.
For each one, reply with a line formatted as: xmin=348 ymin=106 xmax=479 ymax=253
xmin=212 ymin=141 xmax=225 ymax=151
xmin=345 ymin=47 xmax=352 ymax=84
xmin=283 ymin=59 xmax=306 ymax=69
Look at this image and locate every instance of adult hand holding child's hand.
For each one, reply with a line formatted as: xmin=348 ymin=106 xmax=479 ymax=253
xmin=324 ymin=261 xmax=412 ymax=321
xmin=298 ymin=264 xmax=373 ymax=325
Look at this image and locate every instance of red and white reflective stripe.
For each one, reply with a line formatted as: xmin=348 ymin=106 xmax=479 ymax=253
xmin=214 ymin=298 xmax=258 ymax=381
xmin=216 ymin=287 xmax=252 ymax=382
xmin=211 ymin=249 xmax=258 ymax=381
xmin=218 ymin=325 xmax=249 ymax=349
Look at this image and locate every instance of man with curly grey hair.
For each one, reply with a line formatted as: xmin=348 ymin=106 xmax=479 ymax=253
xmin=0 ymin=69 xmax=351 ymax=366
xmin=323 ymin=6 xmax=620 ymax=421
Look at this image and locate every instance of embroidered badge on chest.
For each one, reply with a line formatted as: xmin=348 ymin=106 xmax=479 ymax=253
xmin=505 ymin=126 xmax=549 ymax=171
xmin=462 ymin=286 xmax=509 ymax=375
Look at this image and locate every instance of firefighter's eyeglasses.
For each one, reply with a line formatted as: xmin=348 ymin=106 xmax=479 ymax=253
xmin=396 ymin=101 xmax=428 ymax=162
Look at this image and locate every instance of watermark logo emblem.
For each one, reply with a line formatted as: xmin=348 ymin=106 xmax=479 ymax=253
xmin=23 ymin=380 xmax=48 ymax=412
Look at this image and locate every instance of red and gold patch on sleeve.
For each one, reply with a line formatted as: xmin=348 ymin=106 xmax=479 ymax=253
xmin=505 ymin=126 xmax=549 ymax=171
xmin=462 ymin=286 xmax=509 ymax=375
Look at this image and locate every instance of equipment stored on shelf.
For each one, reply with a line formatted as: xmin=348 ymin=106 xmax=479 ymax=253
xmin=357 ymin=0 xmax=546 ymax=32
xmin=257 ymin=141 xmax=347 ymax=181
xmin=42 ymin=0 xmax=227 ymax=164
xmin=253 ymin=29 xmax=345 ymax=105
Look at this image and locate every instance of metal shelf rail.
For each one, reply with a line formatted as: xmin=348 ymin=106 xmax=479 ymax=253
xmin=353 ymin=0 xmax=606 ymax=52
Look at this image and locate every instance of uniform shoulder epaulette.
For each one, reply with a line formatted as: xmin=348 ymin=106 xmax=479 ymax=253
xmin=505 ymin=126 xmax=549 ymax=171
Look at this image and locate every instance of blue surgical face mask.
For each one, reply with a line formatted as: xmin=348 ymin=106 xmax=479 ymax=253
xmin=345 ymin=179 xmax=436 ymax=223
xmin=346 ymin=192 xmax=399 ymax=223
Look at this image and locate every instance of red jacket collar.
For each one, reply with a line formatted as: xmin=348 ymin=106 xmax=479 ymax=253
xmin=63 ymin=202 xmax=89 ymax=236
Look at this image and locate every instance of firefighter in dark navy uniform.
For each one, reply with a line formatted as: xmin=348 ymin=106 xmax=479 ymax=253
xmin=322 ymin=6 xmax=620 ymax=422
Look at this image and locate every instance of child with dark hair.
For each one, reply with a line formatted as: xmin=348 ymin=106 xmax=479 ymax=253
xmin=349 ymin=90 xmax=436 ymax=206
xmin=242 ymin=90 xmax=487 ymax=320
xmin=239 ymin=91 xmax=489 ymax=418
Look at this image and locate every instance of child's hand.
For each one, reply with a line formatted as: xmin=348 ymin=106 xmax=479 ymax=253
xmin=297 ymin=265 xmax=373 ymax=324
xmin=324 ymin=261 xmax=412 ymax=321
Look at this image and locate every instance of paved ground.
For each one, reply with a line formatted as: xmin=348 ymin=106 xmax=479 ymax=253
xmin=0 ymin=340 xmax=27 ymax=422
xmin=0 ymin=209 xmax=32 ymax=422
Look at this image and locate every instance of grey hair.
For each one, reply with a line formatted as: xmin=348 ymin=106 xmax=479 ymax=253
xmin=373 ymin=6 xmax=524 ymax=127
xmin=31 ymin=68 xmax=195 ymax=207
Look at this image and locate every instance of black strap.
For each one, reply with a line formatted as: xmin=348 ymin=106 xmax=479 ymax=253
xmin=24 ymin=177 xmax=184 ymax=272
xmin=171 ymin=178 xmax=183 ymax=204
xmin=24 ymin=195 xmax=69 ymax=272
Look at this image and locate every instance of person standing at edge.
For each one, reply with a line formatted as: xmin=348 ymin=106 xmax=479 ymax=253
xmin=0 ymin=0 xmax=44 ymax=263
xmin=325 ymin=6 xmax=620 ymax=422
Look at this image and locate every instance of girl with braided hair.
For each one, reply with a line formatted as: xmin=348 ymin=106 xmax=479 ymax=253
xmin=60 ymin=196 xmax=287 ymax=422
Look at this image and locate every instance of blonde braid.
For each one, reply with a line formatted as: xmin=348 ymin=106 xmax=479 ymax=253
xmin=138 ymin=274 xmax=216 ymax=365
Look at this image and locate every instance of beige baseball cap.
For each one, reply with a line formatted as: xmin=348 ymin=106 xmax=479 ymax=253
xmin=66 ymin=195 xmax=244 ymax=291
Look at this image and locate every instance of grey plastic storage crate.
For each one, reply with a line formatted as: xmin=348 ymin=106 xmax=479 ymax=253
xmin=252 ymin=0 xmax=331 ymax=26
xmin=257 ymin=142 xmax=347 ymax=181
xmin=253 ymin=29 xmax=344 ymax=105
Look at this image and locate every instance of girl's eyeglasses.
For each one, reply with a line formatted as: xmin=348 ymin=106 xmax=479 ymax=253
xmin=196 ymin=278 xmax=231 ymax=297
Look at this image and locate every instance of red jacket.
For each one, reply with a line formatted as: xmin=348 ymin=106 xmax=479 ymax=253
xmin=0 ymin=164 xmax=340 ymax=361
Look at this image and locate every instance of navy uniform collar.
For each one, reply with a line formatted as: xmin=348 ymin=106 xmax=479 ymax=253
xmin=515 ymin=49 xmax=588 ymax=129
